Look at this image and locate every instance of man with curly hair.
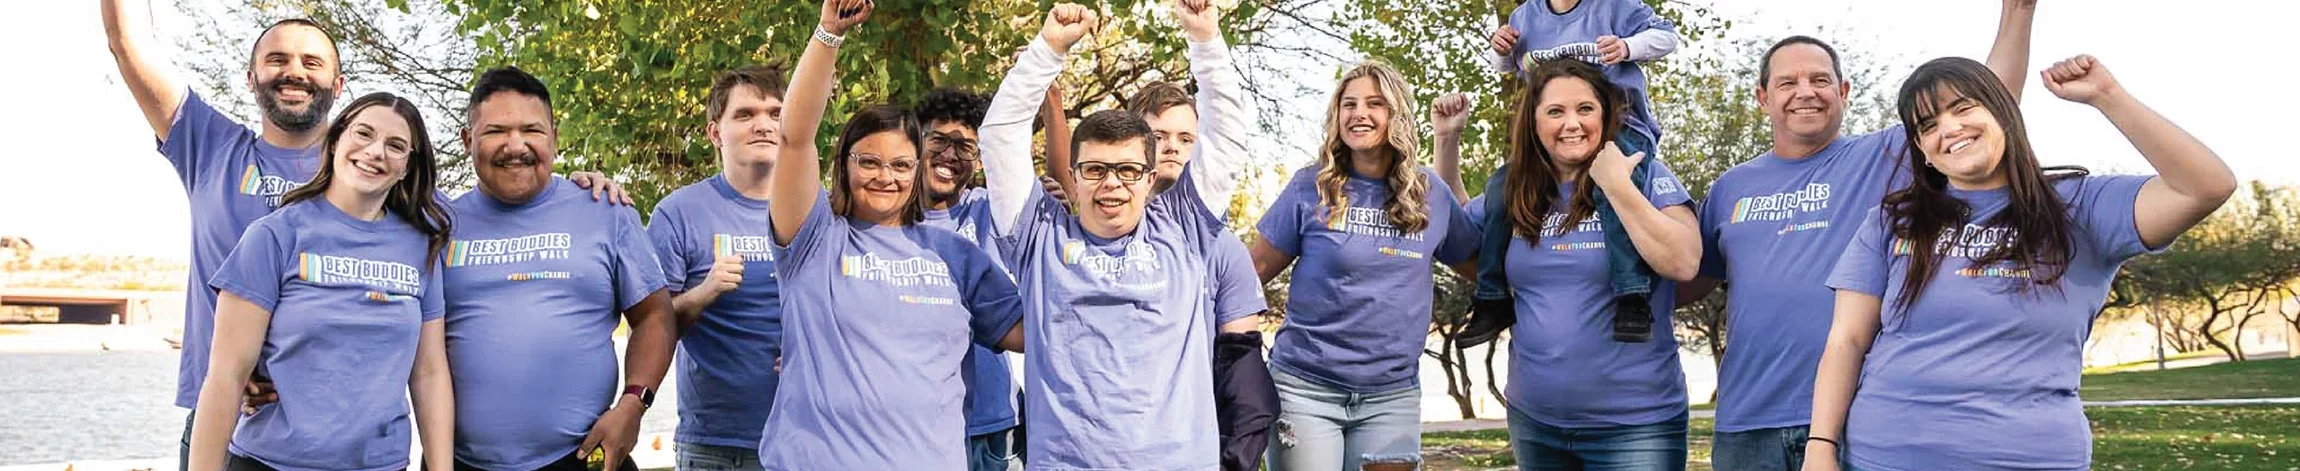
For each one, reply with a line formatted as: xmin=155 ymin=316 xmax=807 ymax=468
xmin=912 ymin=86 xmax=1023 ymax=471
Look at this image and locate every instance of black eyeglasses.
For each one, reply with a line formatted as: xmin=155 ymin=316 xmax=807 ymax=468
xmin=925 ymin=131 xmax=979 ymax=161
xmin=1075 ymin=161 xmax=1151 ymax=182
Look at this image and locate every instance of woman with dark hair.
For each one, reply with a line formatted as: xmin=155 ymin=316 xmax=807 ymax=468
xmin=758 ymin=1 xmax=1025 ymax=468
xmin=1807 ymin=56 xmax=2234 ymax=471
xmin=188 ymin=91 xmax=456 ymax=471
xmin=1469 ymin=58 xmax=1702 ymax=470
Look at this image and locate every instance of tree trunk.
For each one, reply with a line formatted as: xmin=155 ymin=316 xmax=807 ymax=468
xmin=1484 ymin=338 xmax=1506 ymax=413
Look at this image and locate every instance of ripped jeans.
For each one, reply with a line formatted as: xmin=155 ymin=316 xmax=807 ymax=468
xmin=1266 ymin=369 xmax=1422 ymax=470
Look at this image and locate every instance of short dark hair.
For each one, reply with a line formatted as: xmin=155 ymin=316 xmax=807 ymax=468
xmin=1758 ymin=35 xmax=1845 ymax=87
xmin=248 ymin=19 xmax=342 ymax=72
xmin=914 ymin=87 xmax=990 ymax=129
xmin=705 ymin=65 xmax=788 ymax=122
xmin=1070 ymin=110 xmax=1156 ymax=167
xmin=467 ymin=66 xmax=554 ymax=122
xmin=1125 ymin=82 xmax=1194 ymax=119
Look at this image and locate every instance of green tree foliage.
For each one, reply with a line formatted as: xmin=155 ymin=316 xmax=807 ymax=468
xmin=2116 ymin=183 xmax=2300 ymax=362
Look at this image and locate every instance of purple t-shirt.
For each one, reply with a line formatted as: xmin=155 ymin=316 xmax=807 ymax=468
xmin=646 ymin=175 xmax=784 ymax=448
xmin=443 ymin=178 xmax=667 ymax=470
xmin=206 ymin=199 xmax=444 ymax=471
xmin=1826 ymin=175 xmax=2154 ymax=471
xmin=1469 ymin=161 xmax=1693 ymax=428
xmin=1699 ymin=126 xmax=1911 ymax=432
xmin=757 ymin=193 xmax=1025 ymax=469
xmin=162 ymin=90 xmax=322 ymax=408
xmin=1507 ymin=0 xmax=1675 ymax=142
xmin=1001 ymin=170 xmax=1235 ymax=471
xmin=1258 ymin=166 xmax=1480 ymax=393
xmin=921 ymin=187 xmax=1020 ymax=436
xmin=1206 ymin=228 xmax=1267 ymax=325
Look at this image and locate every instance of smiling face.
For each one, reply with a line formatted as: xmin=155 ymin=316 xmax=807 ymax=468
xmin=329 ymin=105 xmax=415 ymax=198
xmin=923 ymin=120 xmax=979 ymax=203
xmin=1071 ymin=139 xmax=1155 ymax=237
xmin=245 ymin=23 xmax=343 ymax=133
xmin=1757 ymin=43 xmax=1850 ymax=150
xmin=466 ymin=92 xmax=559 ymax=205
xmin=1911 ymin=85 xmax=2009 ymax=189
xmin=1534 ymin=75 xmax=1606 ymax=167
xmin=844 ymin=131 xmax=921 ymax=224
xmin=1335 ymin=77 xmax=1393 ymax=153
xmin=709 ymin=83 xmax=784 ymax=170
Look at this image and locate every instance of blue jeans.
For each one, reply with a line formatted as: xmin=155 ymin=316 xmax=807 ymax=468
xmin=1266 ymin=369 xmax=1422 ymax=471
xmin=679 ymin=443 xmax=762 ymax=471
xmin=968 ymin=427 xmax=1015 ymax=471
xmin=1506 ymin=406 xmax=1687 ymax=471
xmin=1713 ymin=426 xmax=1850 ymax=471
xmin=1474 ymin=131 xmax=1658 ymax=302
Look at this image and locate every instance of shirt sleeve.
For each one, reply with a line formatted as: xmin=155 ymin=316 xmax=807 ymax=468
xmin=771 ymin=192 xmax=841 ymax=277
xmin=1465 ymin=194 xmax=1490 ymax=231
xmin=611 ymin=206 xmax=671 ymax=311
xmin=1185 ymin=37 xmax=1256 ymax=219
xmin=1825 ymin=207 xmax=1892 ymax=296
xmin=1253 ymin=176 xmax=1308 ymax=257
xmin=1431 ymin=174 xmax=1484 ymax=264
xmin=1207 ymin=234 xmax=1269 ymax=324
xmin=158 ymin=90 xmax=253 ymax=190
xmin=1614 ymin=1 xmax=1680 ymax=62
xmin=646 ymin=203 xmax=693 ymax=292
xmin=2067 ymin=175 xmax=2157 ymax=262
xmin=958 ymin=243 xmax=1027 ymax=350
xmin=207 ymin=220 xmax=292 ymax=314
xmin=1696 ymin=184 xmax=1728 ymax=280
xmin=420 ymin=260 xmax=447 ymax=322
xmin=1643 ymin=159 xmax=1694 ymax=208
xmin=981 ymin=38 xmax=1066 ymax=236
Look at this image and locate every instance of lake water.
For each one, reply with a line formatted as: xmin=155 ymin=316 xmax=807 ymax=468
xmin=0 ymin=350 xmax=684 ymax=466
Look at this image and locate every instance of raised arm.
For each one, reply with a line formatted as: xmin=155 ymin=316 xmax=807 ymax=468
xmin=100 ymin=0 xmax=187 ymax=140
xmin=1042 ymin=80 xmax=1076 ymax=194
xmin=2041 ymin=55 xmax=2234 ymax=249
xmin=1430 ymin=92 xmax=1471 ymax=203
xmin=1175 ymin=0 xmax=1254 ymax=218
xmin=1985 ymin=0 xmax=2039 ymax=100
xmin=982 ymin=4 xmax=1096 ymax=234
xmin=770 ymin=0 xmax=873 ymax=245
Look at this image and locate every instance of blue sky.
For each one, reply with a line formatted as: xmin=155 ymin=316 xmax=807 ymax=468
xmin=3 ymin=0 xmax=2293 ymax=259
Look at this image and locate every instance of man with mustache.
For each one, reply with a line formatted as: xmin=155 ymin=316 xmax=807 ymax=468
xmin=441 ymin=66 xmax=677 ymax=471
xmin=645 ymin=65 xmax=788 ymax=471
xmin=100 ymin=2 xmax=631 ymax=467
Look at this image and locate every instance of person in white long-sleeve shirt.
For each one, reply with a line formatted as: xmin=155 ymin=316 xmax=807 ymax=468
xmin=976 ymin=1 xmax=1261 ymax=469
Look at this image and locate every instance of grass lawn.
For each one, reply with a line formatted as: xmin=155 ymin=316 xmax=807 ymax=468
xmin=1421 ymin=405 xmax=2300 ymax=470
xmin=2081 ymin=357 xmax=2300 ymax=401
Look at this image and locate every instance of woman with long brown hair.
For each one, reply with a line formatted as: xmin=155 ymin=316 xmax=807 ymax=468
xmin=1473 ymin=58 xmax=1702 ymax=470
xmin=757 ymin=1 xmax=1026 ymax=468
xmin=1247 ymin=60 xmax=1482 ymax=470
xmin=188 ymin=91 xmax=456 ymax=471
xmin=1806 ymin=55 xmax=2234 ymax=471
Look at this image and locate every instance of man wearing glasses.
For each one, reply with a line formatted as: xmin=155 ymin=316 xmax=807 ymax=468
xmin=911 ymin=87 xmax=1026 ymax=471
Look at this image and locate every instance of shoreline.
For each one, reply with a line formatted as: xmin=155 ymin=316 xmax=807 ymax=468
xmin=0 ymin=324 xmax=179 ymax=354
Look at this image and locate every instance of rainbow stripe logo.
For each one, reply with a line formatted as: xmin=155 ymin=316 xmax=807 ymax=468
xmin=713 ymin=234 xmax=735 ymax=258
xmin=1061 ymin=241 xmax=1087 ymax=265
xmin=238 ymin=164 xmax=263 ymax=195
xmin=297 ymin=252 xmax=320 ymax=282
xmin=446 ymin=241 xmax=471 ymax=267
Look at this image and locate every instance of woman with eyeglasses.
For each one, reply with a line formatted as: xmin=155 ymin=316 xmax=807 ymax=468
xmin=755 ymin=1 xmax=1027 ymax=468
xmin=1245 ymin=60 xmax=1483 ymax=471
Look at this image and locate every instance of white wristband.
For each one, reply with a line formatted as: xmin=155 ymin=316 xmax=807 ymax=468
xmin=813 ymin=25 xmax=845 ymax=49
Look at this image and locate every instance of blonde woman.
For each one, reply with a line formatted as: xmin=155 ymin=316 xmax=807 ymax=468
xmin=1248 ymin=61 xmax=1482 ymax=471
